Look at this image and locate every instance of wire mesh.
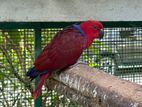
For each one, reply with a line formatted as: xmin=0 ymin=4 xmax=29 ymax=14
xmin=0 ymin=29 xmax=34 ymax=107
xmin=99 ymin=27 xmax=142 ymax=85
xmin=0 ymin=23 xmax=142 ymax=107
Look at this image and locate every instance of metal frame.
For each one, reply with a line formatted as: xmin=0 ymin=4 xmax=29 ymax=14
xmin=0 ymin=21 xmax=142 ymax=29
xmin=34 ymin=28 xmax=42 ymax=107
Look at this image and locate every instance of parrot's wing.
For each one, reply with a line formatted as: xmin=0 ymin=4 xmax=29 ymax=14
xmin=34 ymin=27 xmax=86 ymax=71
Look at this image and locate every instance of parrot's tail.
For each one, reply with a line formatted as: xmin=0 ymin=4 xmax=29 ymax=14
xmin=33 ymin=72 xmax=52 ymax=99
xmin=26 ymin=67 xmax=51 ymax=99
xmin=26 ymin=67 xmax=40 ymax=81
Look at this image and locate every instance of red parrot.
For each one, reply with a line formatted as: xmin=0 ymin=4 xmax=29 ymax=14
xmin=26 ymin=20 xmax=104 ymax=99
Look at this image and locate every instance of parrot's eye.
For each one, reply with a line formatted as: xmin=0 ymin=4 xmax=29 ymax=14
xmin=93 ymin=26 xmax=97 ymax=29
xmin=93 ymin=26 xmax=97 ymax=30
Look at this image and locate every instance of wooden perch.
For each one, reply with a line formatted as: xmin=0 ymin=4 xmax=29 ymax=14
xmin=46 ymin=64 xmax=142 ymax=107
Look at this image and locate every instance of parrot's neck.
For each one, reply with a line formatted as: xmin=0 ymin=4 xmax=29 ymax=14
xmin=72 ymin=24 xmax=86 ymax=38
xmin=80 ymin=24 xmax=98 ymax=48
xmin=73 ymin=24 xmax=94 ymax=48
xmin=72 ymin=24 xmax=88 ymax=49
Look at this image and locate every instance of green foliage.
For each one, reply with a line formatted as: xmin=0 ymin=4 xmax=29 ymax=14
xmin=17 ymin=100 xmax=23 ymax=107
xmin=0 ymin=33 xmax=4 ymax=44
xmin=0 ymin=29 xmax=34 ymax=107
xmin=7 ymin=29 xmax=22 ymax=45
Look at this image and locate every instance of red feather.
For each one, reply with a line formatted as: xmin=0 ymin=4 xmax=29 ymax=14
xmin=34 ymin=27 xmax=86 ymax=72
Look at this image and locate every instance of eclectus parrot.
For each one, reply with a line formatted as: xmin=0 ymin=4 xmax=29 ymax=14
xmin=26 ymin=20 xmax=104 ymax=99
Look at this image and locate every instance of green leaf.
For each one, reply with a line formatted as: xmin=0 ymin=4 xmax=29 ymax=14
xmin=82 ymin=54 xmax=99 ymax=67
xmin=0 ymin=34 xmax=5 ymax=44
xmin=17 ymin=100 xmax=23 ymax=107
xmin=7 ymin=29 xmax=22 ymax=45
xmin=94 ymin=40 xmax=112 ymax=52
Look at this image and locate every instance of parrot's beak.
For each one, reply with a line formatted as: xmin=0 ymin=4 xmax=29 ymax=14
xmin=99 ymin=29 xmax=104 ymax=39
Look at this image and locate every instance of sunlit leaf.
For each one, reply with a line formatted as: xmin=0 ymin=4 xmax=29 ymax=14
xmin=7 ymin=29 xmax=22 ymax=45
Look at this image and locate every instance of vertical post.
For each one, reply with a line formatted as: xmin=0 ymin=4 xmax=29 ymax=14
xmin=34 ymin=28 xmax=42 ymax=107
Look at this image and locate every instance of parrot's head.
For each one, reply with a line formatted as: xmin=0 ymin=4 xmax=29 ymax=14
xmin=80 ymin=20 xmax=104 ymax=48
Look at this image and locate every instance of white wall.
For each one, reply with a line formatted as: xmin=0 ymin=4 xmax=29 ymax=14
xmin=0 ymin=0 xmax=142 ymax=22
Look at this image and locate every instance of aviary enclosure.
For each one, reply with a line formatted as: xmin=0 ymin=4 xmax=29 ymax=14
xmin=0 ymin=22 xmax=142 ymax=107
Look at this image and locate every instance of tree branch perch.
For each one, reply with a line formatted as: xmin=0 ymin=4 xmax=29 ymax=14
xmin=46 ymin=64 xmax=142 ymax=107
